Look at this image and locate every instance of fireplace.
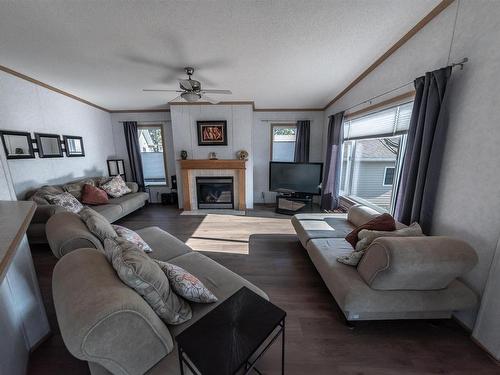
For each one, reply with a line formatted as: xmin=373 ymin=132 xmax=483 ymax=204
xmin=196 ymin=177 xmax=234 ymax=209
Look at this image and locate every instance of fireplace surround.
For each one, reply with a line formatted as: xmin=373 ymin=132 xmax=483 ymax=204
xmin=196 ymin=176 xmax=234 ymax=209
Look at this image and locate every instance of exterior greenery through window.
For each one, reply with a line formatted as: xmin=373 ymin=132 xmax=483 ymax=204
xmin=138 ymin=125 xmax=168 ymax=186
xmin=340 ymin=102 xmax=413 ymax=212
xmin=271 ymin=124 xmax=297 ymax=162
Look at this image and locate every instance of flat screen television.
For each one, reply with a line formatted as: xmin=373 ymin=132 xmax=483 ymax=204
xmin=269 ymin=162 xmax=323 ymax=195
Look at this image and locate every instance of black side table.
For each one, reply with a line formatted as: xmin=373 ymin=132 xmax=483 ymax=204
xmin=176 ymin=287 xmax=286 ymax=375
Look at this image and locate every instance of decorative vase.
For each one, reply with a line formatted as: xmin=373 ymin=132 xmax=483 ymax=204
xmin=180 ymin=150 xmax=188 ymax=160
xmin=237 ymin=150 xmax=249 ymax=160
xmin=208 ymin=152 xmax=217 ymax=160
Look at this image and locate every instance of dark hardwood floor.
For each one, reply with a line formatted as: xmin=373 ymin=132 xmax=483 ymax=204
xmin=28 ymin=204 xmax=499 ymax=374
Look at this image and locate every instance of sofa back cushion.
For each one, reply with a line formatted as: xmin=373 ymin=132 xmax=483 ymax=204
xmin=63 ymin=178 xmax=96 ymax=200
xmin=79 ymin=207 xmax=117 ymax=242
xmin=27 ymin=185 xmax=64 ymax=205
xmin=52 ymin=248 xmax=174 ymax=375
xmin=357 ymin=236 xmax=478 ymax=290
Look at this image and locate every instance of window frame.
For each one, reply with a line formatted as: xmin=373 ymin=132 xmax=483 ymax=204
xmin=383 ymin=166 xmax=396 ymax=187
xmin=270 ymin=123 xmax=297 ymax=162
xmin=137 ymin=124 xmax=169 ymax=187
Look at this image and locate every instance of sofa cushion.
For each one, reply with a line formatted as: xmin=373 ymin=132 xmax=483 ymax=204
xmin=167 ymin=252 xmax=268 ymax=336
xmin=108 ymin=192 xmax=149 ymax=214
xmin=101 ymin=175 xmax=131 ymax=198
xmin=345 ymin=213 xmax=395 ymax=248
xmin=357 ymin=236 xmax=479 ymax=291
xmin=27 ymin=185 xmax=65 ymax=205
xmin=79 ymin=207 xmax=117 ymax=242
xmin=113 ymin=224 xmax=152 ymax=253
xmin=155 ymin=260 xmax=218 ymax=303
xmin=81 ymin=184 xmax=109 ymax=205
xmin=45 ymin=192 xmax=84 ymax=213
xmin=137 ymin=226 xmax=192 ymax=262
xmin=291 ymin=216 xmax=337 ymax=247
xmin=63 ymin=179 xmax=96 ymax=200
xmin=104 ymin=238 xmax=192 ymax=325
xmin=91 ymin=203 xmax=123 ymax=222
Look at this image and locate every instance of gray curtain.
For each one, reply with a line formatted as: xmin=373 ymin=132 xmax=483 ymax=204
xmin=321 ymin=112 xmax=344 ymax=210
xmin=123 ymin=121 xmax=145 ymax=190
xmin=294 ymin=120 xmax=310 ymax=162
xmin=394 ymin=66 xmax=452 ymax=233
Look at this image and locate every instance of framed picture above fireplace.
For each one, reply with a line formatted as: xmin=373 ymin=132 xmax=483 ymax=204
xmin=197 ymin=121 xmax=228 ymax=146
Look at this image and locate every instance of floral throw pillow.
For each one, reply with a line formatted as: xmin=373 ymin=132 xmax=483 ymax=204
xmin=100 ymin=175 xmax=131 ymax=198
xmin=155 ymin=260 xmax=218 ymax=303
xmin=45 ymin=192 xmax=84 ymax=213
xmin=112 ymin=225 xmax=152 ymax=253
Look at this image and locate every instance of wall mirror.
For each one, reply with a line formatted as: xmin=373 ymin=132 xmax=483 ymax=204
xmin=35 ymin=133 xmax=63 ymax=158
xmin=0 ymin=130 xmax=35 ymax=159
xmin=63 ymin=135 xmax=85 ymax=157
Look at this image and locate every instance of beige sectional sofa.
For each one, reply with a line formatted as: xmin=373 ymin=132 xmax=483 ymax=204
xmin=47 ymin=211 xmax=267 ymax=375
xmin=291 ymin=205 xmax=478 ymax=322
xmin=25 ymin=176 xmax=149 ymax=243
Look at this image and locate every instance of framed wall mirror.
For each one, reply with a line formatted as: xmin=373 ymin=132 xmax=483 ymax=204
xmin=35 ymin=133 xmax=63 ymax=158
xmin=63 ymin=135 xmax=85 ymax=157
xmin=0 ymin=130 xmax=35 ymax=159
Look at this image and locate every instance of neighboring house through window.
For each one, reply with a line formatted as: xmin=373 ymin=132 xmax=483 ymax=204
xmin=340 ymin=102 xmax=413 ymax=212
xmin=137 ymin=125 xmax=168 ymax=186
xmin=271 ymin=124 xmax=297 ymax=161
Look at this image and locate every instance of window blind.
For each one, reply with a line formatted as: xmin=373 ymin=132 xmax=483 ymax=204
xmin=343 ymin=102 xmax=413 ymax=141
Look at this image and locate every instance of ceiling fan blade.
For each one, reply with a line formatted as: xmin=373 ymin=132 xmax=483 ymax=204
xmin=179 ymin=79 xmax=193 ymax=91
xmin=201 ymin=94 xmax=220 ymax=104
xmin=143 ymin=89 xmax=183 ymax=92
xmin=201 ymin=89 xmax=232 ymax=95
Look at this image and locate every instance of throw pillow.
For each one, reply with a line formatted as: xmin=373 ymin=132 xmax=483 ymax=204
xmin=104 ymin=238 xmax=192 ymax=325
xmin=345 ymin=213 xmax=396 ymax=248
xmin=81 ymin=184 xmax=109 ymax=205
xmin=79 ymin=207 xmax=117 ymax=242
xmin=155 ymin=260 xmax=218 ymax=303
xmin=112 ymin=225 xmax=152 ymax=253
xmin=45 ymin=192 xmax=84 ymax=213
xmin=337 ymin=251 xmax=365 ymax=266
xmin=100 ymin=175 xmax=131 ymax=198
xmin=355 ymin=222 xmax=424 ymax=252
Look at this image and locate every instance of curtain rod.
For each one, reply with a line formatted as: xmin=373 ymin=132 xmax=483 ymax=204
xmin=341 ymin=58 xmax=469 ymax=114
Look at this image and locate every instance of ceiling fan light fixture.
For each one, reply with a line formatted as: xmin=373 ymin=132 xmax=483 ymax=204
xmin=181 ymin=92 xmax=201 ymax=102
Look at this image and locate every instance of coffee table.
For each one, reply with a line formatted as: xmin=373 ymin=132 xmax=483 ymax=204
xmin=176 ymin=287 xmax=286 ymax=375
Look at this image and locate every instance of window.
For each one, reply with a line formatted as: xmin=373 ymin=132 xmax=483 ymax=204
xmin=340 ymin=102 xmax=413 ymax=212
xmin=138 ymin=125 xmax=168 ymax=186
xmin=383 ymin=167 xmax=395 ymax=186
xmin=271 ymin=124 xmax=297 ymax=162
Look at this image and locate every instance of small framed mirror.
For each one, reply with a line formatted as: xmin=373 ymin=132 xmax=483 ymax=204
xmin=35 ymin=133 xmax=63 ymax=158
xmin=0 ymin=130 xmax=35 ymax=159
xmin=63 ymin=135 xmax=85 ymax=157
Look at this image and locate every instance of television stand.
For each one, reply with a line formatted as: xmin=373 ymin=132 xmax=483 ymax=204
xmin=275 ymin=193 xmax=314 ymax=215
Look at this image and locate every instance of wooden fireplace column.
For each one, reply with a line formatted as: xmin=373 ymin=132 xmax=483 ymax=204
xmin=179 ymin=159 xmax=246 ymax=211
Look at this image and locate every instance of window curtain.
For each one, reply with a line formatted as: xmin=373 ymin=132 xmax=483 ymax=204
xmin=394 ymin=66 xmax=452 ymax=233
xmin=123 ymin=121 xmax=145 ymax=190
xmin=321 ymin=112 xmax=344 ymax=210
xmin=294 ymin=120 xmax=310 ymax=162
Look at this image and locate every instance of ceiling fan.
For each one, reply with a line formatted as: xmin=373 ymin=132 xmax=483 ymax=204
xmin=143 ymin=67 xmax=232 ymax=104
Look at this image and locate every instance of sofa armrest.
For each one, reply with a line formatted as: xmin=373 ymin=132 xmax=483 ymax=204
xmin=31 ymin=204 xmax=65 ymax=224
xmin=125 ymin=181 xmax=139 ymax=193
xmin=357 ymin=236 xmax=478 ymax=291
xmin=46 ymin=211 xmax=103 ymax=258
xmin=53 ymin=249 xmax=174 ymax=375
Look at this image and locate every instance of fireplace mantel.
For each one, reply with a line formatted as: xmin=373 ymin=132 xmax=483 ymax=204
xmin=179 ymin=159 xmax=246 ymax=210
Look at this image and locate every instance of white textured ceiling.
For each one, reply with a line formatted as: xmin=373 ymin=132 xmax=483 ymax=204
xmin=0 ymin=0 xmax=440 ymax=110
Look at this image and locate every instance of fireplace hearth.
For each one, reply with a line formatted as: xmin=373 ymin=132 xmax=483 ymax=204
xmin=196 ymin=176 xmax=234 ymax=209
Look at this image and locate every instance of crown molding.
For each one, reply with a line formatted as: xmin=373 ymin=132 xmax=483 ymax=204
xmin=323 ymin=0 xmax=455 ymax=111
xmin=109 ymin=109 xmax=170 ymax=113
xmin=0 ymin=64 xmax=110 ymax=112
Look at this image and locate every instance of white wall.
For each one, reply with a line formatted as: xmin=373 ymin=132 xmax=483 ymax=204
xmin=0 ymin=71 xmax=114 ymax=198
xmin=324 ymin=0 xmax=500 ymax=354
xmin=110 ymin=112 xmax=174 ymax=203
xmin=253 ymin=111 xmax=325 ymax=203
xmin=170 ymin=104 xmax=254 ymax=209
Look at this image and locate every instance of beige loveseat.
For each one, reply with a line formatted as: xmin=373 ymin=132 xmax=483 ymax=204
xmin=291 ymin=205 xmax=478 ymax=322
xmin=47 ymin=211 xmax=267 ymax=375
xmin=26 ymin=176 xmax=149 ymax=244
